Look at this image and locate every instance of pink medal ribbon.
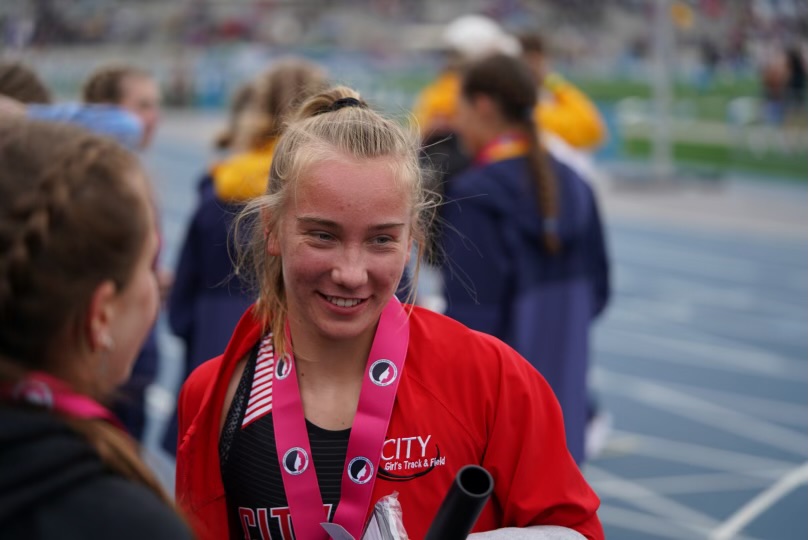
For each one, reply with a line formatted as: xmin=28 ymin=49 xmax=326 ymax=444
xmin=0 ymin=371 xmax=124 ymax=430
xmin=272 ymin=296 xmax=410 ymax=539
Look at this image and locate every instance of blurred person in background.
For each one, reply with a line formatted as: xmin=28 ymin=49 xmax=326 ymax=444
xmin=518 ymin=32 xmax=607 ymax=152
xmin=784 ymin=45 xmax=806 ymax=120
xmin=0 ymin=119 xmax=192 ymax=539
xmin=82 ymin=64 xmax=161 ymax=151
xmin=0 ymin=60 xmax=144 ymax=150
xmin=518 ymin=32 xmax=613 ymax=457
xmin=411 ymin=14 xmax=520 ymax=312
xmin=413 ymin=14 xmax=519 ymax=179
xmin=82 ymin=63 xmax=165 ymax=443
xmin=0 ymin=61 xmax=52 ymax=104
xmin=760 ymin=46 xmax=790 ymax=126
xmin=175 ymin=86 xmax=603 ymax=540
xmin=162 ymin=58 xmax=328 ymax=456
xmin=441 ymin=53 xmax=610 ymax=465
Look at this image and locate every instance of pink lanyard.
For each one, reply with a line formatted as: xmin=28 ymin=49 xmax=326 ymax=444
xmin=0 ymin=371 xmax=124 ymax=429
xmin=272 ymin=297 xmax=410 ymax=539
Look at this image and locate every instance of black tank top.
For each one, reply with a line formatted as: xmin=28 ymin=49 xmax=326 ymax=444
xmin=220 ymin=342 xmax=351 ymax=539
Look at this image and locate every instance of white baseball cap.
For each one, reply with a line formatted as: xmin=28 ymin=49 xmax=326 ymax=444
xmin=442 ymin=14 xmax=521 ymax=59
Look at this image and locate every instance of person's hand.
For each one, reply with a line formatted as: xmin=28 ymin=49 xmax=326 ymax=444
xmin=0 ymin=95 xmax=27 ymax=118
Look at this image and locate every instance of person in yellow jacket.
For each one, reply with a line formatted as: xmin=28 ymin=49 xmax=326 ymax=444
xmin=519 ymin=32 xmax=607 ymax=151
xmin=412 ymin=15 xmax=520 ymax=286
xmin=162 ymin=58 xmax=328 ymax=455
xmin=413 ymin=14 xmax=520 ymax=141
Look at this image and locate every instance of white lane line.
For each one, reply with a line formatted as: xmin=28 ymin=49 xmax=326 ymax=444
xmin=618 ymin=232 xmax=807 ymax=275
xmin=598 ymin=307 xmax=807 ymax=369
xmin=594 ymin=368 xmax=808 ymax=456
xmin=615 ymin=266 xmax=808 ymax=315
xmin=591 ymin=470 xmax=789 ymax=497
xmin=709 ymin=462 xmax=808 ymax=540
xmin=597 ymin=504 xmax=712 ymax=540
xmin=640 ymin=380 xmax=808 ymax=428
xmin=587 ymin=465 xmax=718 ymax=533
xmin=596 ymin=329 xmax=807 ymax=381
xmin=606 ymin=296 xmax=808 ymax=348
xmin=598 ymin=430 xmax=799 ymax=473
xmin=615 ymin=240 xmax=762 ymax=281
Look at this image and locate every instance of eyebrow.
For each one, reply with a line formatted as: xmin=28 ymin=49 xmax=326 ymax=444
xmin=296 ymin=216 xmax=405 ymax=232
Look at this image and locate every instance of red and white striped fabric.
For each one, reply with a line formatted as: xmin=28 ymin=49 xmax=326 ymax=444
xmin=241 ymin=334 xmax=275 ymax=428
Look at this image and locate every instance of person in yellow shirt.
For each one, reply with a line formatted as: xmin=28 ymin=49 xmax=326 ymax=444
xmin=518 ymin=32 xmax=607 ymax=151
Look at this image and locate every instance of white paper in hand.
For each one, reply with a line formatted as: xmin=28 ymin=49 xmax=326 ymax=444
xmin=321 ymin=492 xmax=408 ymax=540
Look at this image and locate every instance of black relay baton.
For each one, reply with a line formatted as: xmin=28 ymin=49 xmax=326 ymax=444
xmin=424 ymin=465 xmax=494 ymax=540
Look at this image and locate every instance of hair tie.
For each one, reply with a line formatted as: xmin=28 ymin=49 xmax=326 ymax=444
xmin=326 ymin=97 xmax=364 ymax=113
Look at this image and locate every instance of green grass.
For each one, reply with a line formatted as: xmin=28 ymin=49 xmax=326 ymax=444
xmin=623 ymin=138 xmax=807 ymax=180
xmin=575 ymin=77 xmax=760 ymax=102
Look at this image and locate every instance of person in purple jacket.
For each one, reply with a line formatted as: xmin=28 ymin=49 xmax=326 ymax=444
xmin=440 ymin=53 xmax=610 ymax=464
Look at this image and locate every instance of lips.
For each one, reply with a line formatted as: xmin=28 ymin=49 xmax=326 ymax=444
xmin=324 ymin=295 xmax=364 ymax=308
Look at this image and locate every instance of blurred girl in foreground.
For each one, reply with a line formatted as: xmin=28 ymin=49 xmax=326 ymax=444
xmin=0 ymin=119 xmax=191 ymax=538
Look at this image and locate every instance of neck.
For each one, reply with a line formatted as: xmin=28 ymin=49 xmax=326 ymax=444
xmin=287 ymin=320 xmax=378 ymax=430
xmin=287 ymin=321 xmax=376 ymax=387
xmin=46 ymin=348 xmax=101 ymax=397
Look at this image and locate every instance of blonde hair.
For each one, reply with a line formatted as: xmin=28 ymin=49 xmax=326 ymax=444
xmin=236 ymin=58 xmax=329 ymax=150
xmin=235 ymin=86 xmax=430 ymax=356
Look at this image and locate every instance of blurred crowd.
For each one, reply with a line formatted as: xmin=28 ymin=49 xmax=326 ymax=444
xmin=1 ymin=6 xmax=617 ymax=458
xmin=0 ymin=3 xmax=805 ymax=539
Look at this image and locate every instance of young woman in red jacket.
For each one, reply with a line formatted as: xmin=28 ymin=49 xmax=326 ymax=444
xmin=175 ymin=86 xmax=604 ymax=540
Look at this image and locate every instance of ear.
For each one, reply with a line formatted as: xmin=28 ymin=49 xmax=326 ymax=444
xmin=267 ymin=230 xmax=281 ymax=257
xmin=85 ymin=280 xmax=117 ymax=352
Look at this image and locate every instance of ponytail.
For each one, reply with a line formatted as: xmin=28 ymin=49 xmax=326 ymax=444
xmin=461 ymin=53 xmax=561 ymax=254
xmin=522 ymin=118 xmax=560 ymax=254
xmin=65 ymin=417 xmax=174 ymax=505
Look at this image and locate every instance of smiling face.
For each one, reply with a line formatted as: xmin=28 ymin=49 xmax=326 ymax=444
xmin=269 ymin=155 xmax=412 ymax=348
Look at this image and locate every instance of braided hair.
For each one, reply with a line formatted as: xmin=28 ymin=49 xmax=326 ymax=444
xmin=0 ymin=119 xmax=174 ymax=506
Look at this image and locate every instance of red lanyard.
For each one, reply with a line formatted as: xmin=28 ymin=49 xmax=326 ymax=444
xmin=272 ymin=297 xmax=410 ymax=539
xmin=473 ymin=132 xmax=530 ymax=167
xmin=0 ymin=371 xmax=123 ymax=429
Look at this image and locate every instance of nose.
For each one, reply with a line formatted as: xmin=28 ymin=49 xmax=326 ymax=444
xmin=331 ymin=246 xmax=368 ymax=290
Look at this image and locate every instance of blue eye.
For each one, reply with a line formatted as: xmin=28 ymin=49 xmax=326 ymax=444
xmin=309 ymin=231 xmax=334 ymax=242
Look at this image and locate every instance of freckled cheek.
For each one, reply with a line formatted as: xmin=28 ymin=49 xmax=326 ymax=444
xmin=283 ymin=252 xmax=333 ymax=285
xmin=371 ymin=256 xmax=408 ymax=286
